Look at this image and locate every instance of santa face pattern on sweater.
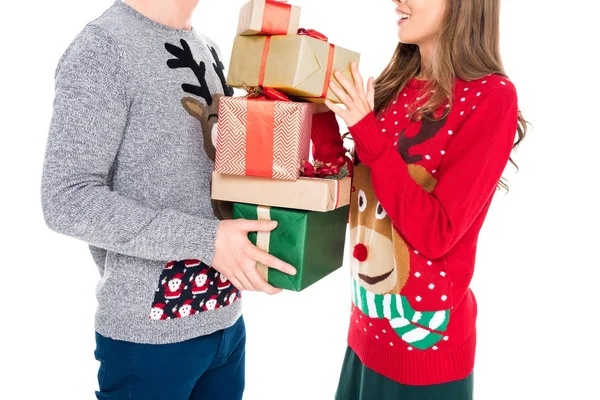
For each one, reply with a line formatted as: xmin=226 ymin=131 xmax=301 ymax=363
xmin=149 ymin=259 xmax=240 ymax=320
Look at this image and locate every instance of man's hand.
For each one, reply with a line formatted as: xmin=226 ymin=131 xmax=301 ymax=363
xmin=211 ymin=219 xmax=297 ymax=295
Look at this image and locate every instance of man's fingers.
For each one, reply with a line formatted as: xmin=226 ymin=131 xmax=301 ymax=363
xmin=238 ymin=218 xmax=278 ymax=233
xmin=248 ymin=246 xmax=297 ymax=276
xmin=244 ymin=265 xmax=281 ymax=295
xmin=228 ymin=276 xmax=244 ymax=292
xmin=234 ymin=268 xmax=255 ymax=291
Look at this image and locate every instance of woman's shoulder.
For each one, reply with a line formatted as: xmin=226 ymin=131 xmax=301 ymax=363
xmin=455 ymin=74 xmax=517 ymax=98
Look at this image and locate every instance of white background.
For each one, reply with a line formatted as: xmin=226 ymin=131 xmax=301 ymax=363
xmin=1 ymin=0 xmax=599 ymax=399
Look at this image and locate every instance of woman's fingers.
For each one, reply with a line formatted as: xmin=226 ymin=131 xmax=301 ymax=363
xmin=367 ymin=77 xmax=375 ymax=110
xmin=324 ymin=99 xmax=346 ymax=118
xmin=329 ymin=81 xmax=355 ymax=112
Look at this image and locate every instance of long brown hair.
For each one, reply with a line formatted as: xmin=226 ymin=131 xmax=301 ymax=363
xmin=375 ymin=0 xmax=527 ymax=190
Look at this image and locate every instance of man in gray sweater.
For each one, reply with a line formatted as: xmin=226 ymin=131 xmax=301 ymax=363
xmin=41 ymin=0 xmax=295 ymax=398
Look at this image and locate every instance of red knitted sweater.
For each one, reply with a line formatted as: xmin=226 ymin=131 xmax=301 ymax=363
xmin=311 ymin=74 xmax=518 ymax=385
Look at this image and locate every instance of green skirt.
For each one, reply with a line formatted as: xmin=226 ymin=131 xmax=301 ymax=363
xmin=335 ymin=347 xmax=473 ymax=400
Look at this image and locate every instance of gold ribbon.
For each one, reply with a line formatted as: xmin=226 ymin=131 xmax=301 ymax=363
xmin=256 ymin=206 xmax=271 ymax=280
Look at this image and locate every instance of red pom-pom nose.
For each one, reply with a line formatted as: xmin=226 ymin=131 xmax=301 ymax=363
xmin=353 ymin=243 xmax=368 ymax=262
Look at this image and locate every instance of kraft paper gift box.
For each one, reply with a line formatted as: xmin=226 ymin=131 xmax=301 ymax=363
xmin=237 ymin=0 xmax=301 ymax=36
xmin=211 ymin=172 xmax=351 ymax=212
xmin=214 ymin=96 xmax=312 ymax=181
xmin=226 ymin=33 xmax=361 ymax=103
xmin=232 ymin=203 xmax=349 ymax=291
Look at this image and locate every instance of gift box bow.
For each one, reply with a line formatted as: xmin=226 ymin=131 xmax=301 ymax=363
xmin=244 ymin=85 xmax=291 ymax=102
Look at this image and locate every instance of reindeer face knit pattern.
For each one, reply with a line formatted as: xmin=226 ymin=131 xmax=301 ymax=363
xmin=41 ymin=1 xmax=241 ymax=344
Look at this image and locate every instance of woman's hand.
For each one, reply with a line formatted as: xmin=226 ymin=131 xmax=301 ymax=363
xmin=325 ymin=62 xmax=375 ymax=127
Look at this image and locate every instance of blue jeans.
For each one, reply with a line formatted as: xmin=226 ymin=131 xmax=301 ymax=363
xmin=94 ymin=317 xmax=245 ymax=399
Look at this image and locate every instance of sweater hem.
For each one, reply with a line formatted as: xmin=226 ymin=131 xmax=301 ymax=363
xmin=348 ymin=323 xmax=476 ymax=386
xmin=95 ymin=300 xmax=243 ymax=344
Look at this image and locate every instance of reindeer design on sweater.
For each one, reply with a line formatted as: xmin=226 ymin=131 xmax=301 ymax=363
xmin=165 ymin=39 xmax=234 ymax=220
xmin=349 ymin=115 xmax=451 ymax=350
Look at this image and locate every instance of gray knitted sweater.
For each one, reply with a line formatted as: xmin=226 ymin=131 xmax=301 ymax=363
xmin=41 ymin=0 xmax=241 ymax=344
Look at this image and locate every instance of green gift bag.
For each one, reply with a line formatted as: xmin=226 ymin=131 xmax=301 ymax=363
xmin=233 ymin=203 xmax=349 ymax=291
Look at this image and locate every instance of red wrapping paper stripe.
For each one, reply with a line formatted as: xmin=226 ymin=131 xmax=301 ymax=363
xmin=262 ymin=0 xmax=292 ymax=35
xmin=246 ymin=101 xmax=275 ymax=177
xmin=258 ymin=36 xmax=272 ymax=87
xmin=322 ymin=43 xmax=335 ymax=98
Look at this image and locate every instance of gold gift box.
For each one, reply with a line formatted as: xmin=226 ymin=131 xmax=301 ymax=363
xmin=237 ymin=0 xmax=301 ymax=36
xmin=226 ymin=35 xmax=361 ymax=103
xmin=211 ymin=172 xmax=351 ymax=212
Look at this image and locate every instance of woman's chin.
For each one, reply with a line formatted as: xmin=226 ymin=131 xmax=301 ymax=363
xmin=397 ymin=32 xmax=416 ymax=45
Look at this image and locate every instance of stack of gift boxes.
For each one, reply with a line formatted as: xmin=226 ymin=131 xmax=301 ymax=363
xmin=211 ymin=0 xmax=360 ymax=291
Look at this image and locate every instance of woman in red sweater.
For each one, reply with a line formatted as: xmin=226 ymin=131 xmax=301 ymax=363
xmin=312 ymin=0 xmax=527 ymax=398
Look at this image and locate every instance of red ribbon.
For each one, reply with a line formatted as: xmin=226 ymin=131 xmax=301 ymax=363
xmin=258 ymin=36 xmax=272 ymax=88
xmin=297 ymin=28 xmax=328 ymax=42
xmin=243 ymin=87 xmax=290 ymax=178
xmin=246 ymin=100 xmax=275 ymax=178
xmin=262 ymin=0 xmax=292 ymax=35
xmin=248 ymin=87 xmax=290 ymax=102
xmin=322 ymin=43 xmax=335 ymax=98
